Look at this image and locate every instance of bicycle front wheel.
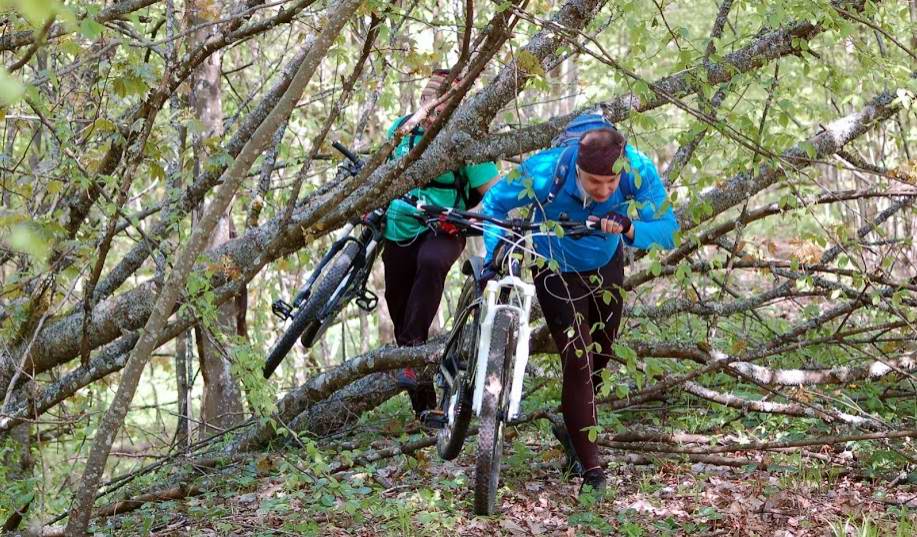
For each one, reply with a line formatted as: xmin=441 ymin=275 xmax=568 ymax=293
xmin=436 ymin=278 xmax=479 ymax=460
xmin=473 ymin=309 xmax=516 ymax=516
xmin=263 ymin=240 xmax=361 ymax=378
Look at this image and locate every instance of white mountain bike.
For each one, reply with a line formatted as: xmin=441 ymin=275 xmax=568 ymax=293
xmin=415 ymin=204 xmax=598 ymax=515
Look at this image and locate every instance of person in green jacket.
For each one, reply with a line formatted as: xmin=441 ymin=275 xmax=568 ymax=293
xmin=383 ymin=68 xmax=498 ymax=418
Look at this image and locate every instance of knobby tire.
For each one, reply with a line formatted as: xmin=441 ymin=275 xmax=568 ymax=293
xmin=473 ymin=309 xmax=516 ymax=515
xmin=263 ymin=241 xmax=360 ymax=378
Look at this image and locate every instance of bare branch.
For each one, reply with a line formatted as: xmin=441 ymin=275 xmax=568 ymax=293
xmin=0 ymin=0 xmax=160 ymax=52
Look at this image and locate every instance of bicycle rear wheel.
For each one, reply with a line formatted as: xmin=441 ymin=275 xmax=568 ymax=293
xmin=436 ymin=278 xmax=479 ymax=460
xmin=473 ymin=309 xmax=516 ymax=516
xmin=297 ymin=240 xmax=362 ymax=345
xmin=263 ymin=240 xmax=361 ymax=378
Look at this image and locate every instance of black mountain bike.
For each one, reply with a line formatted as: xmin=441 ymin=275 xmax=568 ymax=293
xmin=263 ymin=142 xmax=383 ymax=378
xmin=413 ymin=203 xmax=598 ymax=515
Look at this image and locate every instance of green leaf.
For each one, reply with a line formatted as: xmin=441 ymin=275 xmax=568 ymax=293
xmin=675 ymin=261 xmax=692 ymax=281
xmin=645 ymin=359 xmax=663 ymax=380
xmin=91 ymin=117 xmax=117 ymax=133
xmin=149 ymin=160 xmax=166 ymax=182
xmin=800 ymin=141 xmax=817 ymax=159
xmin=9 ymin=0 xmax=60 ymax=28
xmin=0 ymin=68 xmax=25 ymax=106
xmin=6 ymin=223 xmax=50 ymax=268
xmin=612 ymin=157 xmax=626 ymax=174
xmin=495 ymin=0 xmax=513 ymax=12
xmin=79 ymin=18 xmax=104 ymax=39
xmin=515 ymin=50 xmax=545 ymax=77
xmin=633 ymin=80 xmax=651 ymax=100
xmin=613 ymin=342 xmax=637 ymax=361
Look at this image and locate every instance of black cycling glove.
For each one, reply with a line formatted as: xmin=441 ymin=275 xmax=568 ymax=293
xmin=604 ymin=212 xmax=632 ymax=234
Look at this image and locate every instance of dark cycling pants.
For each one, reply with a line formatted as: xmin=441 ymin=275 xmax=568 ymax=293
xmin=383 ymin=232 xmax=465 ymax=411
xmin=533 ymin=245 xmax=624 ymax=472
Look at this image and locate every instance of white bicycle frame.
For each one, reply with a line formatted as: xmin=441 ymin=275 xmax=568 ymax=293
xmin=471 ymin=273 xmax=536 ymax=422
xmin=422 ymin=201 xmax=591 ymax=423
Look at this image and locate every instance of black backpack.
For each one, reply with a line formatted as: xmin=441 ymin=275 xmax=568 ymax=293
xmin=391 ymin=114 xmax=481 ymax=209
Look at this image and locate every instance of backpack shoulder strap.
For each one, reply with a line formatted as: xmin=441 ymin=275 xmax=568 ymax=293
xmin=544 ymin=146 xmax=576 ymax=205
xmin=392 ymin=113 xmax=424 ymax=152
xmin=542 ymin=112 xmax=620 ymax=206
xmin=426 ymin=166 xmax=471 ymax=208
xmin=393 ymin=114 xmax=412 ymax=131
xmin=453 ymin=166 xmax=471 ymax=208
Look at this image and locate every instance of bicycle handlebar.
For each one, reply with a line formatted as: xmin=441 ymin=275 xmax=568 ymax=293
xmin=414 ymin=202 xmax=601 ymax=238
xmin=331 ymin=141 xmax=363 ymax=168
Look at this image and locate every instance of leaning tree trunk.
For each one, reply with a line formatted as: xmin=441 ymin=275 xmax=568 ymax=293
xmin=64 ymin=1 xmax=365 ymax=532
xmin=187 ymin=0 xmax=245 ymax=437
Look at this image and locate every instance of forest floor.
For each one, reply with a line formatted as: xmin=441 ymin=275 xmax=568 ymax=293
xmin=98 ymin=395 xmax=916 ymax=537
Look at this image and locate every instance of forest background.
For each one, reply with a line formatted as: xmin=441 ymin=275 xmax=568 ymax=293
xmin=0 ymin=0 xmax=915 ymax=535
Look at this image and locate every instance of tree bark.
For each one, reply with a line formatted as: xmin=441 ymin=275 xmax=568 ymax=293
xmin=63 ymin=2 xmax=364 ymax=534
xmin=186 ymin=0 xmax=245 ymax=433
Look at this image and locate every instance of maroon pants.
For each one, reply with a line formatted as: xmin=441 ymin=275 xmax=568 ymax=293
xmin=534 ymin=245 xmax=624 ymax=472
xmin=382 ymin=232 xmax=466 ymax=346
xmin=382 ymin=232 xmax=465 ymax=413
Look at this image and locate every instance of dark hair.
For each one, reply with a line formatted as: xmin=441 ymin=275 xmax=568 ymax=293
xmin=577 ymin=128 xmax=626 ymax=176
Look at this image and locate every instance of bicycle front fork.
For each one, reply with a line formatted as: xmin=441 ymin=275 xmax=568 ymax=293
xmin=471 ymin=275 xmax=535 ymax=422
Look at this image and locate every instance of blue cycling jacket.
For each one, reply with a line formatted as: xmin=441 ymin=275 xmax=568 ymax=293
xmin=481 ymin=144 xmax=679 ymax=273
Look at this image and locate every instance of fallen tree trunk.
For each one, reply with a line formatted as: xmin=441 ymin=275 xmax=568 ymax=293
xmin=227 ymin=339 xmax=446 ymax=452
xmin=289 ymin=371 xmax=402 ymax=437
xmin=599 ymin=429 xmax=917 ymax=455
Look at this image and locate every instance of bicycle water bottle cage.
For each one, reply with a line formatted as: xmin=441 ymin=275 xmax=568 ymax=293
xmin=271 ymin=299 xmax=293 ymax=321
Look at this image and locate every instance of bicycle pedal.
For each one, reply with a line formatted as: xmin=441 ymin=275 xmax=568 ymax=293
xmin=420 ymin=410 xmax=447 ymax=429
xmin=271 ymin=300 xmax=293 ymax=320
xmin=356 ymin=290 xmax=378 ymax=311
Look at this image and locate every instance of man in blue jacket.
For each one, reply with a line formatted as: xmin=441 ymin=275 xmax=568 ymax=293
xmin=479 ymin=119 xmax=678 ymax=497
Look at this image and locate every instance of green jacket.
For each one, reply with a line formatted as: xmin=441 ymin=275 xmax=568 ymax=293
xmin=384 ymin=115 xmax=498 ymax=242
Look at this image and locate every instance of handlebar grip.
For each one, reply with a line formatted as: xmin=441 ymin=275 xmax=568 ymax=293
xmin=331 ymin=141 xmax=362 ymax=166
